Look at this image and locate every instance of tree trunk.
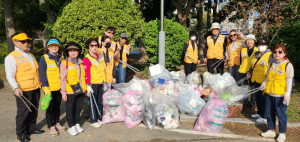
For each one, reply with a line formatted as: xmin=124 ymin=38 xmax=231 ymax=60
xmin=197 ymin=0 xmax=205 ymax=60
xmin=212 ymin=0 xmax=217 ymax=22
xmin=39 ymin=0 xmax=57 ymax=48
xmin=140 ymin=0 xmax=144 ymax=16
xmin=172 ymin=0 xmax=194 ymax=30
xmin=3 ymin=0 xmax=16 ymax=54
xmin=206 ymin=0 xmax=211 ymax=29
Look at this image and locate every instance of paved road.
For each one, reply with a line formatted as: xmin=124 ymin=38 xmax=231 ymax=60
xmin=0 ymin=84 xmax=298 ymax=142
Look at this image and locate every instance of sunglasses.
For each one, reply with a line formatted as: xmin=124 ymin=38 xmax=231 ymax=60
xmin=273 ymin=51 xmax=283 ymax=54
xmin=107 ymin=31 xmax=114 ymax=35
xmin=89 ymin=44 xmax=98 ymax=47
xmin=230 ymin=34 xmax=237 ymax=37
xmin=16 ymin=40 xmax=30 ymax=44
xmin=121 ymin=37 xmax=127 ymax=40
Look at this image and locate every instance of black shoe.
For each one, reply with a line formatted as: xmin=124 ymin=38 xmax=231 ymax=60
xmin=29 ymin=129 xmax=45 ymax=135
xmin=17 ymin=135 xmax=30 ymax=142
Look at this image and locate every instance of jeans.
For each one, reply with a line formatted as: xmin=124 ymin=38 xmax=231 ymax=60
xmin=89 ymin=84 xmax=103 ymax=123
xmin=265 ymin=94 xmax=287 ymax=133
xmin=116 ymin=63 xmax=126 ymax=83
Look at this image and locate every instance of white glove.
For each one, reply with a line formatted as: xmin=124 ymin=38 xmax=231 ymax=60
xmin=103 ymin=83 xmax=107 ymax=92
xmin=260 ymin=82 xmax=266 ymax=91
xmin=87 ymin=85 xmax=94 ymax=95
xmin=283 ymin=96 xmax=290 ymax=105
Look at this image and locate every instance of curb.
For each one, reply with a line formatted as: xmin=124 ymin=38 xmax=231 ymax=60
xmin=180 ymin=114 xmax=300 ymax=128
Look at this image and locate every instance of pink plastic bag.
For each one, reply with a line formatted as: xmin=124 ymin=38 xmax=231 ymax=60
xmin=122 ymin=90 xmax=144 ymax=128
xmin=102 ymin=89 xmax=125 ymax=124
xmin=194 ymin=87 xmax=201 ymax=97
xmin=144 ymin=79 xmax=154 ymax=89
xmin=193 ymin=98 xmax=228 ymax=133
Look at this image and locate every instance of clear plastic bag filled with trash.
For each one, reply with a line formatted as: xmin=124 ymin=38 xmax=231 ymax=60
xmin=170 ymin=70 xmax=186 ymax=83
xmin=149 ymin=64 xmax=173 ymax=87
xmin=155 ymin=102 xmax=179 ymax=129
xmin=185 ymin=71 xmax=202 ymax=86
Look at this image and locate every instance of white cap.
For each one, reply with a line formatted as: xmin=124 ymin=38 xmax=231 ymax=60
xmin=210 ymin=22 xmax=220 ymax=29
xmin=245 ymin=34 xmax=256 ymax=41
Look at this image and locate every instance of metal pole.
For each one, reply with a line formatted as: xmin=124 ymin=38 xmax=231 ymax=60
xmin=159 ymin=0 xmax=165 ymax=67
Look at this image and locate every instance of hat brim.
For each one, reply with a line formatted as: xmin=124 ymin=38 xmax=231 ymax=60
xmin=47 ymin=43 xmax=61 ymax=47
xmin=65 ymin=46 xmax=80 ymax=51
xmin=16 ymin=37 xmax=32 ymax=41
xmin=210 ymin=27 xmax=220 ymax=30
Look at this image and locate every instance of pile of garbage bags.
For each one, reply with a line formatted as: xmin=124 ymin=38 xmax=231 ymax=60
xmin=107 ymin=64 xmax=252 ymax=133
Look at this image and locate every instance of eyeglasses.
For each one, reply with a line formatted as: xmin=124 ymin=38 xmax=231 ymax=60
xmin=230 ymin=34 xmax=237 ymax=37
xmin=273 ymin=51 xmax=283 ymax=54
xmin=89 ymin=44 xmax=98 ymax=47
xmin=121 ymin=37 xmax=127 ymax=40
xmin=16 ymin=40 xmax=30 ymax=44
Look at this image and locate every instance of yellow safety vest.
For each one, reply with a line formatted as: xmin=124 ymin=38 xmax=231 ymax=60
xmin=97 ymin=48 xmax=114 ymax=83
xmin=206 ymin=35 xmax=225 ymax=59
xmin=227 ymin=40 xmax=243 ymax=66
xmin=251 ymin=52 xmax=272 ymax=84
xmin=238 ymin=47 xmax=258 ymax=73
xmin=61 ymin=60 xmax=87 ymax=93
xmin=265 ymin=62 xmax=288 ymax=96
xmin=184 ymin=40 xmax=198 ymax=64
xmin=115 ymin=43 xmax=129 ymax=68
xmin=9 ymin=50 xmax=41 ymax=91
xmin=43 ymin=54 xmax=64 ymax=91
xmin=84 ymin=53 xmax=106 ymax=84
xmin=98 ymin=36 xmax=116 ymax=52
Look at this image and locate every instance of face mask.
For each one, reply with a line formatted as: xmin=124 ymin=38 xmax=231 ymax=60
xmin=190 ymin=36 xmax=196 ymax=41
xmin=258 ymin=45 xmax=267 ymax=52
xmin=105 ymin=43 xmax=111 ymax=48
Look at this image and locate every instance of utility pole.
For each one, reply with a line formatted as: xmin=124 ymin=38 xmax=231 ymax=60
xmin=159 ymin=0 xmax=165 ymax=67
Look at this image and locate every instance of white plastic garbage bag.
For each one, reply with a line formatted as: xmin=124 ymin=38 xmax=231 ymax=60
xmin=149 ymin=64 xmax=173 ymax=87
xmin=177 ymin=86 xmax=206 ymax=115
xmin=170 ymin=70 xmax=185 ymax=83
xmin=155 ymin=102 xmax=179 ymax=129
xmin=185 ymin=71 xmax=202 ymax=86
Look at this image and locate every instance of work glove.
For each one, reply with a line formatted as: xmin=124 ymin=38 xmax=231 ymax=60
xmin=103 ymin=83 xmax=107 ymax=92
xmin=185 ymin=53 xmax=188 ymax=57
xmin=42 ymin=87 xmax=51 ymax=96
xmin=283 ymin=96 xmax=290 ymax=105
xmin=87 ymin=85 xmax=94 ymax=96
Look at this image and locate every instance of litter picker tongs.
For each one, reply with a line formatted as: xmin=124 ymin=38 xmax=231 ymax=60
xmin=19 ymin=95 xmax=38 ymax=112
xmin=90 ymin=92 xmax=101 ymax=120
xmin=210 ymin=59 xmax=228 ymax=72
xmin=118 ymin=60 xmax=142 ymax=77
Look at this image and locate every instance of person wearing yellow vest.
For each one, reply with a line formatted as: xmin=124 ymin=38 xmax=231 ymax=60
xmin=38 ymin=38 xmax=66 ymax=136
xmin=114 ymin=33 xmax=131 ymax=83
xmin=225 ymin=30 xmax=246 ymax=82
xmin=238 ymin=34 xmax=258 ymax=110
xmin=60 ymin=42 xmax=86 ymax=136
xmin=97 ymin=36 xmax=117 ymax=91
xmin=260 ymin=44 xmax=294 ymax=142
xmin=83 ymin=38 xmax=106 ymax=128
xmin=5 ymin=33 xmax=44 ymax=141
xmin=98 ymin=27 xmax=117 ymax=51
xmin=203 ymin=23 xmax=227 ymax=74
xmin=183 ymin=31 xmax=200 ymax=76
xmin=246 ymin=38 xmax=275 ymax=123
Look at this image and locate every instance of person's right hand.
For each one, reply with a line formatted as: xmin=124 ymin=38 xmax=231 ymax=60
xmin=14 ymin=88 xmax=23 ymax=97
xmin=62 ymin=95 xmax=67 ymax=102
xmin=117 ymin=44 xmax=122 ymax=51
xmin=203 ymin=58 xmax=207 ymax=64
xmin=226 ymin=56 xmax=230 ymax=60
xmin=260 ymin=83 xmax=266 ymax=91
xmin=185 ymin=53 xmax=188 ymax=57
xmin=246 ymin=73 xmax=251 ymax=79
xmin=87 ymin=86 xmax=94 ymax=96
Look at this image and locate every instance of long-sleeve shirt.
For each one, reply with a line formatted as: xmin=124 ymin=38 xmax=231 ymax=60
xmin=60 ymin=57 xmax=84 ymax=96
xmin=182 ymin=40 xmax=200 ymax=60
xmin=39 ymin=52 xmax=63 ymax=87
xmin=203 ymin=34 xmax=228 ymax=58
xmin=5 ymin=46 xmax=35 ymax=90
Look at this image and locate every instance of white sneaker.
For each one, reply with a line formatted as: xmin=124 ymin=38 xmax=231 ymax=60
xmin=251 ymin=114 xmax=260 ymax=118
xmin=277 ymin=133 xmax=286 ymax=142
xmin=75 ymin=123 xmax=84 ymax=133
xmin=256 ymin=117 xmax=267 ymax=123
xmin=261 ymin=130 xmax=277 ymax=138
xmin=68 ymin=126 xmax=78 ymax=136
xmin=90 ymin=122 xmax=101 ymax=128
xmin=98 ymin=120 xmax=102 ymax=126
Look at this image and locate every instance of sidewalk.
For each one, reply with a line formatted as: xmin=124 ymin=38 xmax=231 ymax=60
xmin=180 ymin=114 xmax=300 ymax=128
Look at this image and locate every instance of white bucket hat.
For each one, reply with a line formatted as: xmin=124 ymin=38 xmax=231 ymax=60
xmin=245 ymin=34 xmax=256 ymax=42
xmin=210 ymin=22 xmax=220 ymax=29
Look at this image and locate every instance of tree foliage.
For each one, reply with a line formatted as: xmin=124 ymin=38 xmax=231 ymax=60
xmin=144 ymin=18 xmax=189 ymax=70
xmin=52 ymin=0 xmax=146 ymax=53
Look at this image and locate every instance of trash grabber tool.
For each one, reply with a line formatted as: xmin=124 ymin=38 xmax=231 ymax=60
xmin=21 ymin=95 xmax=38 ymax=110
xmin=91 ymin=92 xmax=101 ymax=116
xmin=19 ymin=96 xmax=32 ymax=112
xmin=90 ymin=93 xmax=95 ymax=120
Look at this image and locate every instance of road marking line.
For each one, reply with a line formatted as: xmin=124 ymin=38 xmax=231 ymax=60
xmin=138 ymin=124 xmax=274 ymax=141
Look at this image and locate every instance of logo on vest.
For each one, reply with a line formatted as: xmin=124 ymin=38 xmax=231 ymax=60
xmin=277 ymin=70 xmax=283 ymax=75
xmin=236 ymin=44 xmax=241 ymax=48
xmin=242 ymin=53 xmax=247 ymax=57
xmin=48 ymin=64 xmax=55 ymax=67
xmin=68 ymin=66 xmax=73 ymax=69
xmin=19 ymin=60 xmax=26 ymax=63
xmin=260 ymin=60 xmax=265 ymax=65
xmin=218 ymin=38 xmax=222 ymax=42
xmin=92 ymin=61 xmax=97 ymax=64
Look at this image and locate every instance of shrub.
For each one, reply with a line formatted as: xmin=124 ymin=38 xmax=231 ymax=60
xmin=143 ymin=18 xmax=189 ymax=70
xmin=52 ymin=0 xmax=145 ymax=55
